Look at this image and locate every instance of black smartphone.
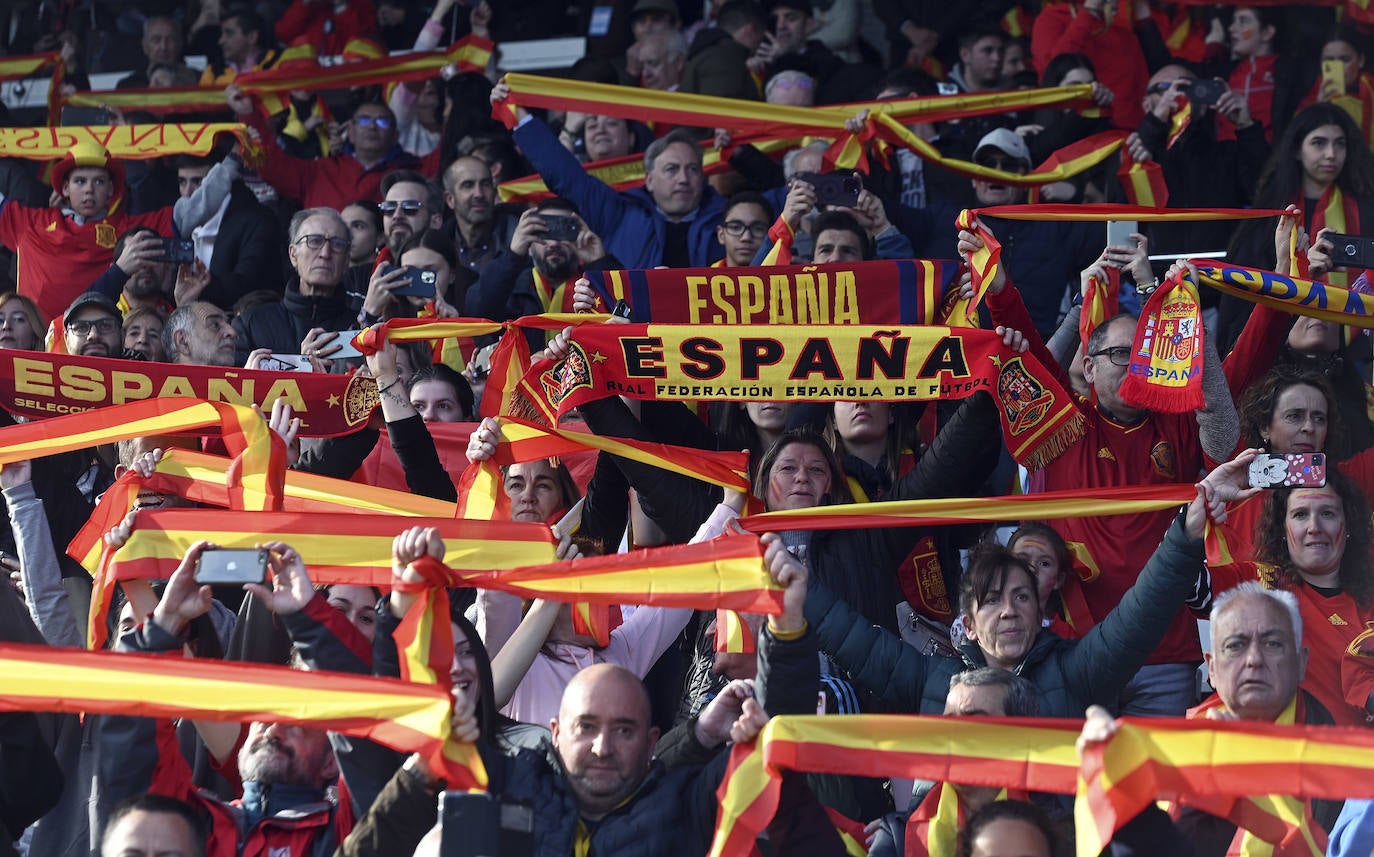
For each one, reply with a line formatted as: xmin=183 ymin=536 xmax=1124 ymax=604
xmin=386 ymin=265 xmax=439 ymax=298
xmin=1327 ymin=233 xmax=1374 ymax=269
xmin=794 ymin=171 xmax=862 ymax=208
xmin=1188 ymin=78 xmax=1227 ymax=107
xmin=60 ymin=106 xmax=110 ymax=126
xmin=194 ymin=547 xmax=268 ymax=586
xmin=611 ymin=299 xmax=633 ymax=320
xmin=156 ymin=238 xmax=196 ymax=265
xmin=440 ymin=791 xmax=534 ymax=857
xmin=540 ymin=214 xmax=580 ymax=242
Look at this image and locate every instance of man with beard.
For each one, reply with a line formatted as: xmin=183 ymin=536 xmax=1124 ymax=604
xmin=464 ymin=198 xmax=621 ymax=329
xmin=88 ymin=227 xmax=175 ymax=316
xmin=440 ymin=156 xmax=520 ymax=280
xmin=377 ymin=170 xmax=443 ymax=270
xmin=162 ymin=302 xmax=238 ymax=367
xmin=97 ymin=540 xmax=353 ymax=855
xmin=62 ymin=292 xmax=145 ymax=360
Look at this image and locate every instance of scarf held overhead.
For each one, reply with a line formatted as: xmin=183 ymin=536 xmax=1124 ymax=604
xmin=580 ymin=260 xmax=961 ymax=327
xmin=521 ymin=324 xmax=1084 ymax=470
xmin=0 ymin=351 xmax=377 ymax=436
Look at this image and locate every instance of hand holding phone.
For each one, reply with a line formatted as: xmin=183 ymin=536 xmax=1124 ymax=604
xmin=792 ymin=171 xmax=862 ymax=208
xmin=1247 ymin=453 xmax=1327 ymax=489
xmin=194 ymin=547 xmax=269 ymax=586
xmin=1323 ymin=59 xmax=1347 ymax=97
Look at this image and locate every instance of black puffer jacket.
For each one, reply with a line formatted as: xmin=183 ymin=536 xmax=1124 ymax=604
xmin=233 ymin=284 xmax=355 ymax=363
xmin=802 ymin=515 xmax=1205 ymax=718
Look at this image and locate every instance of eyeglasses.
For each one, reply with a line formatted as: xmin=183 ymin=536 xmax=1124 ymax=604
xmin=722 ymin=220 xmax=769 ymax=238
xmin=1089 ymin=346 xmax=1132 ymax=366
xmin=975 ymin=156 xmax=1028 ymax=173
xmin=65 ymin=317 xmax=119 ymax=336
xmin=294 ymin=234 xmax=351 ymax=253
xmin=353 ymin=115 xmax=394 ymax=129
xmin=379 ymin=200 xmax=424 ymax=216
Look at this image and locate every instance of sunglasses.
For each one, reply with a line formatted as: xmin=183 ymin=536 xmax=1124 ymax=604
xmin=379 ymin=200 xmax=424 ymax=216
xmin=354 ymin=115 xmax=394 ymax=129
xmin=975 ymin=156 xmax=1027 ymax=173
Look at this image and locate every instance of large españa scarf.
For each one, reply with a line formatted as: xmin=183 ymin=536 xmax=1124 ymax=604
xmin=0 ymin=350 xmax=377 ymax=436
xmin=578 ymin=260 xmax=962 ymax=327
xmin=1191 ymin=260 xmax=1374 ymax=328
xmin=1119 ymin=264 xmax=1206 ymax=413
xmin=519 ymin=323 xmax=1084 ymax=470
xmin=0 ymin=123 xmax=253 ymax=160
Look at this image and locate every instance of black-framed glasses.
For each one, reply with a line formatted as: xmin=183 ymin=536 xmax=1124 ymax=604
xmin=66 ymin=317 xmax=119 ymax=335
xmin=379 ymin=200 xmax=424 ymax=216
xmin=721 ymin=220 xmax=769 ymax=238
xmin=1089 ymin=346 xmax=1132 ymax=366
xmin=294 ymin=234 xmax=350 ymax=253
xmin=354 ymin=115 xmax=394 ymax=129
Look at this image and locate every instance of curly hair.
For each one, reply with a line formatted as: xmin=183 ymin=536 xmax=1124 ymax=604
xmin=1254 ymin=468 xmax=1374 ymax=606
xmin=1237 ymin=368 xmax=1342 ymax=456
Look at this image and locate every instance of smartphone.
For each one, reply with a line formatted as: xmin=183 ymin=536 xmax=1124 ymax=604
xmin=439 ymin=791 xmax=534 ymax=857
xmin=540 ymin=214 xmax=580 ymax=242
xmin=60 ymin=106 xmax=110 ymax=126
xmin=385 ymin=265 xmax=438 ymax=299
xmin=1188 ymin=78 xmax=1227 ymax=107
xmin=793 ymin=171 xmax=862 ymax=208
xmin=1106 ymin=220 xmax=1138 ymax=249
xmin=326 ymin=330 xmax=364 ymax=359
xmin=262 ymin=354 xmax=315 ymax=372
xmin=194 ymin=547 xmax=268 ymax=586
xmin=156 ymin=238 xmax=196 ymax=265
xmin=1247 ymin=453 xmax=1327 ymax=489
xmin=1323 ymin=59 xmax=1347 ymax=95
xmin=1328 ymin=233 xmax=1374 ymax=269
xmin=611 ymin=299 xmax=633 ymax=320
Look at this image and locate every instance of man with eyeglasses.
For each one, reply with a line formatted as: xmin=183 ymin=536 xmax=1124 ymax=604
xmin=979 ymin=252 xmax=1236 ymax=718
xmin=233 ymin=208 xmax=356 ymax=363
xmin=227 ymin=89 xmax=422 ymax=210
xmin=63 ymin=292 xmax=140 ymax=360
xmin=715 ymin=193 xmax=773 ymax=268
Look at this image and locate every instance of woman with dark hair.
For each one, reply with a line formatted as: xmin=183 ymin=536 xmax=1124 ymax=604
xmin=1222 ymin=207 xmax=1374 ymax=463
xmin=1201 ymin=467 xmax=1374 ymax=724
xmin=1007 ymin=521 xmax=1077 ymax=639
xmin=781 ymin=452 xmax=1246 ymax=720
xmin=1023 ymin=53 xmax=1114 ymax=171
xmin=1222 ymin=103 xmax=1374 ymax=347
xmin=959 ymin=799 xmax=1062 ymax=857
xmin=1305 ymin=25 xmax=1374 ymax=147
xmin=406 ymin=363 xmax=475 ymax=424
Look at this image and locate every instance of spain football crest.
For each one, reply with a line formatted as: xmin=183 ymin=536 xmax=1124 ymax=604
xmin=540 ymin=341 xmax=593 ymax=409
xmin=997 ymin=355 xmax=1054 ymax=436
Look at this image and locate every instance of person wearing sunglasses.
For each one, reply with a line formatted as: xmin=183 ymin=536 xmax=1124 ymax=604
xmin=233 ymin=208 xmax=357 ymax=364
xmin=62 ymin=292 xmax=134 ymax=360
xmin=227 ymin=86 xmax=423 ymax=210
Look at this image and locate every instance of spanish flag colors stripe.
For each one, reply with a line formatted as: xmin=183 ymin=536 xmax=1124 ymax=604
xmin=107 ymin=510 xmax=556 ymax=586
xmin=235 ymin=35 xmax=492 ymax=94
xmin=1075 ymin=711 xmax=1374 ymax=857
xmin=63 ymin=87 xmax=232 ymax=113
xmin=0 ymin=641 xmax=451 ymax=760
xmin=971 ymin=203 xmax=1289 ymax=222
xmin=710 ymin=715 xmax=1081 ymax=857
xmin=738 ymin=484 xmax=1196 ymax=532
xmin=0 ymin=52 xmax=59 ymax=81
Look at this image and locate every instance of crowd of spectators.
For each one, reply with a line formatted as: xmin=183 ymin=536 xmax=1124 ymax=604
xmin=4 ymin=1 xmax=1374 ymax=856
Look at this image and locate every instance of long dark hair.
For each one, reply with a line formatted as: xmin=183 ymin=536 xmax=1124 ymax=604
xmin=1254 ymin=468 xmax=1374 ymax=606
xmin=449 ymin=606 xmax=504 ymax=739
xmin=1254 ymin=103 xmax=1374 ymax=208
